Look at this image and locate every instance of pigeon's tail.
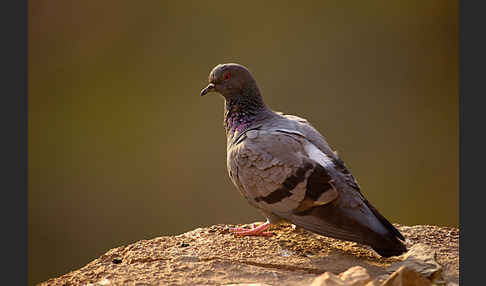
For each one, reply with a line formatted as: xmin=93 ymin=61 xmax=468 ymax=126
xmin=285 ymin=199 xmax=407 ymax=258
xmin=363 ymin=199 xmax=407 ymax=257
xmin=371 ymin=238 xmax=407 ymax=257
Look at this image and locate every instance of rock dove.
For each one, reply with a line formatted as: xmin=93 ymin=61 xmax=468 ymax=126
xmin=200 ymin=63 xmax=407 ymax=257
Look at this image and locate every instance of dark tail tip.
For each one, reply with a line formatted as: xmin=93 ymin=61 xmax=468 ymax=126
xmin=372 ymin=239 xmax=408 ymax=257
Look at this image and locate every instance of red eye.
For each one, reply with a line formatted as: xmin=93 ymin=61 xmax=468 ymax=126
xmin=224 ymin=72 xmax=231 ymax=80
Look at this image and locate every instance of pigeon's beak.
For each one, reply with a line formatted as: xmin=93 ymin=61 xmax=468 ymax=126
xmin=200 ymin=83 xmax=215 ymax=96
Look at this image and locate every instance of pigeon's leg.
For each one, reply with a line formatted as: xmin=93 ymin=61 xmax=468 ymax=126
xmin=230 ymin=221 xmax=273 ymax=237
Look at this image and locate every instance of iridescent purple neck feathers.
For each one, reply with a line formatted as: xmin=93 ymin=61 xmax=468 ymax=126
xmin=223 ymin=88 xmax=269 ymax=135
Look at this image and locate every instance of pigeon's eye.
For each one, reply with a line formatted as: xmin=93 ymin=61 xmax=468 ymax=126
xmin=224 ymin=72 xmax=231 ymax=81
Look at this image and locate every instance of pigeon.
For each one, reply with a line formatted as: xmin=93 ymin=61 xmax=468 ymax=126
xmin=200 ymin=63 xmax=407 ymax=257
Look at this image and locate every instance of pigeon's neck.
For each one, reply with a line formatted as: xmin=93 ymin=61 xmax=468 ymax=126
xmin=223 ymin=88 xmax=269 ymax=135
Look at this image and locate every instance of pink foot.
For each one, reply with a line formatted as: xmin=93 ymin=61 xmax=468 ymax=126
xmin=230 ymin=222 xmax=273 ymax=237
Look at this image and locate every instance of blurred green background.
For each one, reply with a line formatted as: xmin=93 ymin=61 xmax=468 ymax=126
xmin=28 ymin=1 xmax=458 ymax=285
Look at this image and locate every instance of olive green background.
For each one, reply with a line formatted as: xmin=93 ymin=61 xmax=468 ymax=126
xmin=29 ymin=1 xmax=458 ymax=285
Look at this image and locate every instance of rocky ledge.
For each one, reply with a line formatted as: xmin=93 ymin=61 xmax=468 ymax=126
xmin=39 ymin=223 xmax=459 ymax=286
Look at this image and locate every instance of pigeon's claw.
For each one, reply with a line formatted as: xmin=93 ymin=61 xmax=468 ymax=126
xmin=230 ymin=222 xmax=273 ymax=237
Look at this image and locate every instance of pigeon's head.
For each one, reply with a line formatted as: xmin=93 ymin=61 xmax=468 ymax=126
xmin=200 ymin=63 xmax=259 ymax=98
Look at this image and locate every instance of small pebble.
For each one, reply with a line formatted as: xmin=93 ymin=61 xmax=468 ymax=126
xmin=112 ymin=258 xmax=122 ymax=264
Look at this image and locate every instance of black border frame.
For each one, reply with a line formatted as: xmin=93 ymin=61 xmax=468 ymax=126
xmin=1 ymin=0 xmax=28 ymax=285
xmin=459 ymin=0 xmax=483 ymax=285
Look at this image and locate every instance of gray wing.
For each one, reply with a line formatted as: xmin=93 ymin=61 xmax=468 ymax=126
xmin=275 ymin=115 xmax=405 ymax=241
xmin=279 ymin=114 xmax=363 ymax=191
xmin=227 ymin=127 xmax=368 ymax=223
xmin=227 ymin=128 xmax=339 ymax=217
xmin=227 ymin=122 xmax=406 ymax=257
xmin=262 ymin=113 xmax=363 ymax=193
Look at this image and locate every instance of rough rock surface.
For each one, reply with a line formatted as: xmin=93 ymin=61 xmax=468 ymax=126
xmin=38 ymin=223 xmax=459 ymax=286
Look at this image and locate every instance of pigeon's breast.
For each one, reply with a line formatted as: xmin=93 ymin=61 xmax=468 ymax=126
xmin=226 ymin=129 xmax=312 ymax=213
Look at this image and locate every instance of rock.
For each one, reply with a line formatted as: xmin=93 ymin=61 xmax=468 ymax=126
xmin=311 ymin=266 xmax=371 ymax=286
xmin=388 ymin=243 xmax=442 ymax=282
xmin=381 ymin=266 xmax=432 ymax=286
xmin=225 ymin=284 xmax=273 ymax=286
xmin=363 ymin=282 xmax=380 ymax=286
xmin=397 ymin=225 xmax=458 ymax=284
xmin=338 ymin=266 xmax=371 ymax=286
xmin=367 ymin=274 xmax=391 ymax=286
xmin=37 ymin=224 xmax=458 ymax=286
xmin=311 ymin=272 xmax=349 ymax=286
